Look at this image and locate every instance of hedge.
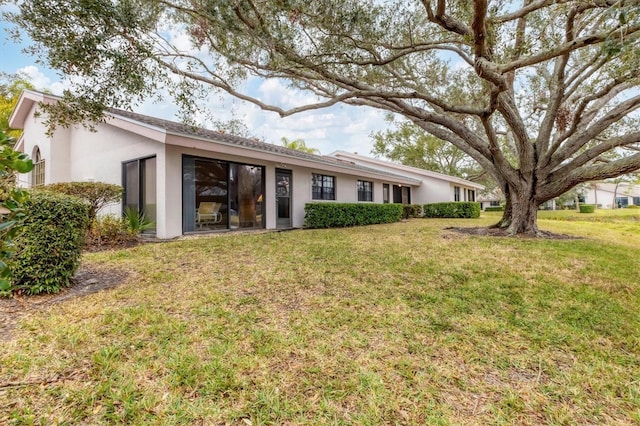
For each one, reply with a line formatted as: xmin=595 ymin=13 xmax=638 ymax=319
xmin=402 ymin=204 xmax=423 ymax=219
xmin=579 ymin=204 xmax=596 ymax=213
xmin=423 ymin=202 xmax=481 ymax=218
xmin=484 ymin=206 xmax=504 ymax=212
xmin=10 ymin=191 xmax=89 ymax=295
xmin=44 ymin=181 xmax=122 ymax=221
xmin=304 ymin=203 xmax=403 ymax=228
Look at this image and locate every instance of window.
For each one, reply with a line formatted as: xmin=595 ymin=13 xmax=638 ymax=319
xmin=123 ymin=156 xmax=157 ymax=232
xmin=357 ymin=180 xmax=373 ymax=202
xmin=490 ymin=200 xmax=501 ymax=207
xmin=31 ymin=146 xmax=45 ymax=187
xmin=383 ymin=184 xmax=390 ymax=203
xmin=615 ymin=196 xmax=629 ymax=208
xmin=454 ymin=186 xmax=460 ymax=201
xmin=312 ymin=173 xmax=335 ymax=200
xmin=634 ymin=197 xmax=640 ymax=206
xmin=468 ymin=189 xmax=475 ymax=202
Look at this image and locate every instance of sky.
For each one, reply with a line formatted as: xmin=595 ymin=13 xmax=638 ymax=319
xmin=0 ymin=6 xmax=390 ymax=157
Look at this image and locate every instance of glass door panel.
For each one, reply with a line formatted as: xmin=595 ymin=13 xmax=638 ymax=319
xmin=276 ymin=169 xmax=292 ymax=228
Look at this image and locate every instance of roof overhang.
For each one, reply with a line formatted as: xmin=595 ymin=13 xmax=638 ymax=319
xmin=330 ymin=150 xmax=485 ymax=190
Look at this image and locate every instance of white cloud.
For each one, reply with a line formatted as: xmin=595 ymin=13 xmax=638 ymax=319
xmin=17 ymin=65 xmax=74 ymax=95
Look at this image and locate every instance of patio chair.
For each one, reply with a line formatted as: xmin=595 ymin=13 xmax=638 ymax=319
xmin=196 ymin=202 xmax=222 ymax=228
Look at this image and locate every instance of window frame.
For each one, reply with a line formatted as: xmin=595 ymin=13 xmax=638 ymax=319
xmin=31 ymin=146 xmax=45 ymax=187
xmin=311 ymin=173 xmax=336 ymax=200
xmin=357 ymin=180 xmax=373 ymax=202
xmin=454 ymin=186 xmax=461 ymax=202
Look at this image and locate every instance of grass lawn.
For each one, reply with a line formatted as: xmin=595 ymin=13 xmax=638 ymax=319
xmin=1 ymin=213 xmax=640 ymax=425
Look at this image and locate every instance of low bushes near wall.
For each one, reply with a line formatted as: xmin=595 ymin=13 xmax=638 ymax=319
xmin=579 ymin=204 xmax=596 ymax=213
xmin=85 ymin=214 xmax=139 ymax=249
xmin=402 ymin=204 xmax=423 ymax=219
xmin=423 ymin=202 xmax=481 ymax=218
xmin=484 ymin=206 xmax=504 ymax=212
xmin=304 ymin=203 xmax=403 ymax=228
xmin=9 ymin=191 xmax=89 ymax=295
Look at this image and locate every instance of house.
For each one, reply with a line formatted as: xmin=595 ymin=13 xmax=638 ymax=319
xmin=10 ymin=90 xmax=482 ymax=238
xmin=583 ymin=182 xmax=640 ymax=208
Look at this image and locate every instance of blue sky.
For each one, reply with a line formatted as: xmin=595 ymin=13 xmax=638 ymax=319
xmin=0 ymin=7 xmax=389 ymax=156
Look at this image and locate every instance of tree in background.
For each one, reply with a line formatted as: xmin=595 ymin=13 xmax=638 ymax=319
xmin=372 ymin=119 xmax=474 ymax=177
xmin=0 ymin=75 xmax=35 ymax=138
xmin=11 ymin=1 xmax=640 ymax=235
xmin=281 ymin=137 xmax=320 ymax=155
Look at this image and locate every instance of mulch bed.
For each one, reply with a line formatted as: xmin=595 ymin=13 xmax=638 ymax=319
xmin=444 ymin=226 xmax=580 ymax=240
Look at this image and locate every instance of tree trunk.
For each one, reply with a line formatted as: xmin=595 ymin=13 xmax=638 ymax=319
xmin=491 ymin=184 xmax=540 ymax=235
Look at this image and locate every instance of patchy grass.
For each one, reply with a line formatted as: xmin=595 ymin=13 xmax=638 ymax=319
xmin=1 ymin=218 xmax=640 ymax=425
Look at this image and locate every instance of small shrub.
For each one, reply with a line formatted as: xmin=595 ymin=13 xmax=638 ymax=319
xmin=579 ymin=204 xmax=596 ymax=213
xmin=423 ymin=202 xmax=481 ymax=218
xmin=44 ymin=181 xmax=122 ymax=221
xmin=402 ymin=204 xmax=423 ymax=219
xmin=304 ymin=203 xmax=402 ymax=228
xmin=86 ymin=214 xmax=138 ymax=248
xmin=626 ymin=204 xmax=640 ymax=209
xmin=484 ymin=206 xmax=504 ymax=212
xmin=10 ymin=191 xmax=89 ymax=295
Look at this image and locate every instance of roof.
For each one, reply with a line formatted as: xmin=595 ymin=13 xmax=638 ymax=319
xmin=329 ymin=150 xmax=485 ymax=189
xmin=10 ymin=90 xmax=420 ymax=185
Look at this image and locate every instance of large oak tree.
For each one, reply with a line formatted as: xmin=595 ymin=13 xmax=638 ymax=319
xmin=9 ymin=0 xmax=640 ymax=234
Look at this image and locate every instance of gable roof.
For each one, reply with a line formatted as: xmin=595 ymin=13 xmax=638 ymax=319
xmin=10 ymin=90 xmax=420 ymax=185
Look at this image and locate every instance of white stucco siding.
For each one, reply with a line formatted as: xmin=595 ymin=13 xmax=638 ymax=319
xmin=18 ymin=104 xmax=55 ymax=187
xmin=68 ymin=123 xmax=160 ymax=183
xmin=65 ymin=122 xmax=163 ymax=218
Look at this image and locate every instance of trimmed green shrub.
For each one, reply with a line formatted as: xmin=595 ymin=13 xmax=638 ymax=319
xmin=579 ymin=204 xmax=596 ymax=213
xmin=44 ymin=181 xmax=122 ymax=221
xmin=484 ymin=206 xmax=504 ymax=212
xmin=304 ymin=203 xmax=402 ymax=228
xmin=402 ymin=204 xmax=423 ymax=219
xmin=626 ymin=204 xmax=640 ymax=209
xmin=423 ymin=202 xmax=481 ymax=218
xmin=10 ymin=191 xmax=89 ymax=295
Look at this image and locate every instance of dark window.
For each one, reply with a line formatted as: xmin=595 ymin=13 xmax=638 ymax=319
xmin=616 ymin=196 xmax=629 ymax=208
xmin=490 ymin=200 xmax=501 ymax=207
xmin=312 ymin=173 xmax=335 ymax=200
xmin=383 ymin=184 xmax=390 ymax=203
xmin=468 ymin=189 xmax=475 ymax=202
xmin=357 ymin=180 xmax=373 ymax=202
xmin=578 ymin=195 xmax=586 ymax=203
xmin=123 ymin=156 xmax=157 ymax=232
xmin=634 ymin=197 xmax=640 ymax=206
xmin=454 ymin=186 xmax=460 ymax=201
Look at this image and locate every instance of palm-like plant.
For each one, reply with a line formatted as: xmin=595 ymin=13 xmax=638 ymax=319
xmin=280 ymin=137 xmax=320 ymax=155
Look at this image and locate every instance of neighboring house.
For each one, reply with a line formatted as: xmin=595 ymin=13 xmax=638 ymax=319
xmin=476 ymin=189 xmax=504 ymax=211
xmin=10 ymin=90 xmax=482 ymax=239
xmin=583 ymin=182 xmax=640 ymax=208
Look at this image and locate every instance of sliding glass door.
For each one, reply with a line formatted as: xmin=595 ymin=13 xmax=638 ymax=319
xmin=183 ymin=156 xmax=264 ymax=232
xmin=123 ymin=156 xmax=156 ymax=232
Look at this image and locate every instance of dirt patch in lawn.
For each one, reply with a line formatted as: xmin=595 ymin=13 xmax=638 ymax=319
xmin=444 ymin=226 xmax=580 ymax=240
xmin=0 ymin=266 xmax=128 ymax=341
